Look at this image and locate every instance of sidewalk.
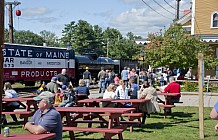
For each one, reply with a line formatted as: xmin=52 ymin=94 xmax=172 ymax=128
xmin=89 ymin=89 xmax=218 ymax=107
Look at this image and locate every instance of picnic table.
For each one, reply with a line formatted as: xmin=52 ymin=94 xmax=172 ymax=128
xmin=2 ymin=97 xmax=38 ymax=111
xmin=157 ymin=92 xmax=181 ymax=118
xmin=56 ymin=107 xmax=135 ymax=140
xmin=2 ymin=97 xmax=37 ymax=124
xmin=77 ymin=98 xmax=114 ymax=107
xmin=0 ymin=133 xmax=56 ymax=140
xmin=77 ymin=98 xmax=150 ymax=132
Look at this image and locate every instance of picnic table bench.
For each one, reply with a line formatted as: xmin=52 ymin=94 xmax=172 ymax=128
xmin=56 ymin=107 xmax=134 ymax=140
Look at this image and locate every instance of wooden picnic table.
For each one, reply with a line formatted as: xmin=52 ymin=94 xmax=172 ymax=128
xmin=157 ymin=92 xmax=180 ymax=105
xmin=76 ymin=99 xmax=150 ymax=132
xmin=56 ymin=107 xmax=135 ymax=140
xmin=2 ymin=97 xmax=38 ymax=111
xmin=0 ymin=133 xmax=56 ymax=140
xmin=157 ymin=92 xmax=181 ymax=119
xmin=77 ymin=98 xmax=114 ymax=107
xmin=2 ymin=97 xmax=37 ymax=124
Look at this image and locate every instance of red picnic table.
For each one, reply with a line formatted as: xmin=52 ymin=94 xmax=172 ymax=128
xmin=157 ymin=92 xmax=181 ymax=119
xmin=70 ymin=98 xmax=151 ymax=132
xmin=56 ymin=107 xmax=135 ymax=140
xmin=2 ymin=97 xmax=38 ymax=111
xmin=2 ymin=97 xmax=38 ymax=124
xmin=157 ymin=92 xmax=181 ymax=105
xmin=77 ymin=98 xmax=114 ymax=107
xmin=112 ymin=99 xmax=150 ymax=111
xmin=0 ymin=133 xmax=56 ymax=140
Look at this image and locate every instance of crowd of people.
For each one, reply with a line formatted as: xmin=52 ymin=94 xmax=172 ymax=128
xmin=6 ymin=66 xmax=218 ymax=140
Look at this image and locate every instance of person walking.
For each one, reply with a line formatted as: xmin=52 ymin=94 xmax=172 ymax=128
xmin=83 ymin=67 xmax=92 ymax=88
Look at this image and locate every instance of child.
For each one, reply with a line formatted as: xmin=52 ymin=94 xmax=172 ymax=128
xmin=114 ymin=74 xmax=120 ymax=86
xmin=58 ymin=85 xmax=75 ymax=107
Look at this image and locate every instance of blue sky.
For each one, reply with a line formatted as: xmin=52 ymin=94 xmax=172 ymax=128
xmin=4 ymin=0 xmax=190 ymax=38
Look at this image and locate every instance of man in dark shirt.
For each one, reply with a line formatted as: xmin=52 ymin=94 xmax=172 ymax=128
xmin=57 ymin=69 xmax=70 ymax=87
xmin=83 ymin=67 xmax=92 ymax=88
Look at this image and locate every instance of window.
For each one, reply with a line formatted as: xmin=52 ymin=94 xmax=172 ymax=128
xmin=211 ymin=12 xmax=218 ymax=28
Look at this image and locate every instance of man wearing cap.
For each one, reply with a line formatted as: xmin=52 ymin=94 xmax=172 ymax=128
xmin=83 ymin=67 xmax=92 ymax=88
xmin=46 ymin=77 xmax=58 ymax=94
xmin=24 ymin=91 xmax=62 ymax=140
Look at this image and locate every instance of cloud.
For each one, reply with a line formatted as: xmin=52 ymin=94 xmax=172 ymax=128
xmin=110 ymin=7 xmax=172 ymax=38
xmin=21 ymin=7 xmax=51 ymax=16
xmin=21 ymin=17 xmax=58 ymax=23
xmin=92 ymin=10 xmax=113 ymax=18
xmin=110 ymin=0 xmax=190 ymax=38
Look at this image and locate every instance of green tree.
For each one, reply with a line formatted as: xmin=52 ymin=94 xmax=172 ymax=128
xmin=13 ymin=30 xmax=44 ymax=46
xmin=146 ymin=24 xmax=217 ymax=69
xmin=4 ymin=29 xmax=9 ymax=42
xmin=39 ymin=30 xmax=59 ymax=47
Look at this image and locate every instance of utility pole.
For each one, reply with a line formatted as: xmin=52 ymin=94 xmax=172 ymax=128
xmin=5 ymin=1 xmax=21 ymax=43
xmin=106 ymin=38 xmax=109 ymax=57
xmin=176 ymin=0 xmax=181 ymax=20
xmin=0 ymin=0 xmax=4 ymax=134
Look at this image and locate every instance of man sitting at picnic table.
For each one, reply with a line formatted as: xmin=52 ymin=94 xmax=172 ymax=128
xmin=157 ymin=76 xmax=181 ymax=104
xmin=24 ymin=91 xmax=62 ymax=140
xmin=210 ymin=101 xmax=218 ymax=131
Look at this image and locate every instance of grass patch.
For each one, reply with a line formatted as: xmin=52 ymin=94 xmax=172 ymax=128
xmin=3 ymin=106 xmax=218 ymax=140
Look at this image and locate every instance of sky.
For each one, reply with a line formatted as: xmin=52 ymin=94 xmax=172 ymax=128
xmin=4 ymin=0 xmax=191 ymax=38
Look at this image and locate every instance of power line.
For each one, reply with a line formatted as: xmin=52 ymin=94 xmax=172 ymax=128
xmin=141 ymin=0 xmax=172 ymax=20
xmin=152 ymin=0 xmax=175 ymax=16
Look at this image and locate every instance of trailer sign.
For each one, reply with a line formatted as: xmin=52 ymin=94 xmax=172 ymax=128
xmin=3 ymin=43 xmax=75 ymax=85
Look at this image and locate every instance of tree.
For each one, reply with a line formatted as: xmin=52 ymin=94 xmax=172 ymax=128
xmin=146 ymin=24 xmax=217 ymax=70
xmin=13 ymin=30 xmax=44 ymax=46
xmin=39 ymin=30 xmax=59 ymax=47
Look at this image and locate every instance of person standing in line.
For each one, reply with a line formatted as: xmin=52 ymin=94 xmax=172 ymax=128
xmin=105 ymin=69 xmax=111 ymax=89
xmin=98 ymin=67 xmax=106 ymax=94
xmin=24 ymin=91 xmax=62 ymax=140
xmin=83 ymin=67 xmax=92 ymax=88
xmin=56 ymin=68 xmax=70 ymax=87
xmin=121 ymin=67 xmax=129 ymax=87
xmin=46 ymin=77 xmax=59 ymax=94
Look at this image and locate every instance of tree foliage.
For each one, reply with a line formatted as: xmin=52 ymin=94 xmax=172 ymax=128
xmin=4 ymin=29 xmax=45 ymax=46
xmin=39 ymin=30 xmax=59 ymax=47
xmin=61 ymin=21 xmax=141 ymax=58
xmin=146 ymin=24 xmax=217 ymax=69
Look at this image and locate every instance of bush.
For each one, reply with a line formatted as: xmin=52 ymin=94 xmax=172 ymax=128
xmin=181 ymin=82 xmax=198 ymax=92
